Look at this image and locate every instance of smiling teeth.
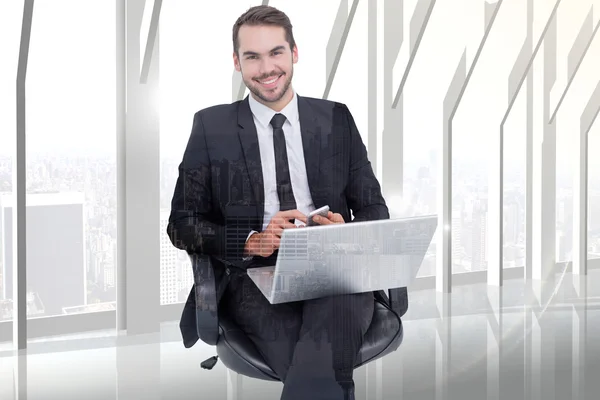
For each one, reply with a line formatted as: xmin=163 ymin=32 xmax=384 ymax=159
xmin=262 ymin=76 xmax=278 ymax=84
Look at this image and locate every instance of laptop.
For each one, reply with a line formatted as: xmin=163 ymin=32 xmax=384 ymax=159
xmin=247 ymin=215 xmax=437 ymax=304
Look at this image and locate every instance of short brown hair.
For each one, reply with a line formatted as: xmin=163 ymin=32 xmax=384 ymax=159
xmin=232 ymin=5 xmax=296 ymax=56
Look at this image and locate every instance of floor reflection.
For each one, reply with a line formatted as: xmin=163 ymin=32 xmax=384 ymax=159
xmin=0 ymin=268 xmax=599 ymax=400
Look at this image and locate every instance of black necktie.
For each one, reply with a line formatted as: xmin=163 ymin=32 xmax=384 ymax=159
xmin=270 ymin=113 xmax=297 ymax=211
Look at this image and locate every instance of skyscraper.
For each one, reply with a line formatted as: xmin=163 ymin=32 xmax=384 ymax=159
xmin=504 ymin=194 xmax=521 ymax=245
xmin=452 ymin=200 xmax=463 ymax=270
xmin=160 ymin=209 xmax=179 ymax=305
xmin=471 ymin=200 xmax=488 ymax=271
xmin=590 ymin=193 xmax=600 ymax=231
xmin=0 ymin=192 xmax=86 ymax=317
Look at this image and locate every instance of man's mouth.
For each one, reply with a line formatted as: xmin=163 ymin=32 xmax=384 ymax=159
xmin=256 ymin=74 xmax=283 ymax=88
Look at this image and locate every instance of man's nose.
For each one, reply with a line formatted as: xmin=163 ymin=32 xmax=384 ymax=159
xmin=259 ymin=57 xmax=276 ymax=75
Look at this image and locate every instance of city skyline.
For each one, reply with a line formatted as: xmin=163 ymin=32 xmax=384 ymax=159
xmin=1 ymin=147 xmax=599 ymax=321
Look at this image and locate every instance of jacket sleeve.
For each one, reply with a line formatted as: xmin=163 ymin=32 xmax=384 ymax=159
xmin=166 ymin=112 xmax=248 ymax=264
xmin=341 ymin=104 xmax=390 ymax=222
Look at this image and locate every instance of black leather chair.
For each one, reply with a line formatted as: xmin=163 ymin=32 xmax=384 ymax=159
xmin=185 ymin=253 xmax=408 ymax=380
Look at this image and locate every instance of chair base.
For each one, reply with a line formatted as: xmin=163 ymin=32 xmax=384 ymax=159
xmin=201 ymin=355 xmax=219 ymax=370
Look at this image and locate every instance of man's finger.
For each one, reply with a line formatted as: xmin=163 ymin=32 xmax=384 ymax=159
xmin=331 ymin=213 xmax=345 ymax=223
xmin=272 ymin=219 xmax=297 ymax=229
xmin=279 ymin=209 xmax=307 ymax=223
xmin=313 ymin=215 xmax=333 ymax=225
xmin=271 ymin=236 xmax=281 ymax=249
xmin=281 ymin=221 xmax=297 ymax=230
xmin=260 ymin=234 xmax=280 ymax=252
xmin=272 ymin=217 xmax=293 ymax=228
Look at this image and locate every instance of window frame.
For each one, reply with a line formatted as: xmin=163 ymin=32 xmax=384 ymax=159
xmin=2 ymin=0 xmax=599 ymax=345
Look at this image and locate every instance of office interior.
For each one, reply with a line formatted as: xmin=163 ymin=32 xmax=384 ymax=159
xmin=1 ymin=0 xmax=600 ymax=399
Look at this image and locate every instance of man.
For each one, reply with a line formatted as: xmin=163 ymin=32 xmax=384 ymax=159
xmin=167 ymin=5 xmax=389 ymax=400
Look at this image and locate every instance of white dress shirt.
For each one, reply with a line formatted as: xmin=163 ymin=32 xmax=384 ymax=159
xmin=247 ymin=91 xmax=316 ymax=238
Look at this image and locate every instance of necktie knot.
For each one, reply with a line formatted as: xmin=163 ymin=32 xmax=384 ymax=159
xmin=270 ymin=113 xmax=287 ymax=130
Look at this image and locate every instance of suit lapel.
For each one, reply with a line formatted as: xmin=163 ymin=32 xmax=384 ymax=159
xmin=237 ymin=97 xmax=264 ymax=225
xmin=297 ymin=95 xmax=322 ymax=205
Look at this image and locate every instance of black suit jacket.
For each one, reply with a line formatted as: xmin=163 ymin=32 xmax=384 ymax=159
xmin=167 ymin=94 xmax=389 ymax=346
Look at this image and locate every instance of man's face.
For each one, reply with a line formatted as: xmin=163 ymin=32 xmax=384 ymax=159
xmin=234 ymin=25 xmax=298 ymax=108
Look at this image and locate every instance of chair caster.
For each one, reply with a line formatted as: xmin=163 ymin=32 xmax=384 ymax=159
xmin=201 ymin=355 xmax=219 ymax=370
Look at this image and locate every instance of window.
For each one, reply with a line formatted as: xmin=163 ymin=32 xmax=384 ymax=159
xmin=0 ymin=0 xmax=117 ymax=322
xmin=447 ymin=0 xmax=527 ymax=274
xmin=590 ymin=124 xmax=600 ymax=260
xmin=0 ymin=0 xmax=21 ymax=322
xmin=502 ymin=94 xmax=526 ymax=270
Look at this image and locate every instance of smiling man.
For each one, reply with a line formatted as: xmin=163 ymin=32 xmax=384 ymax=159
xmin=167 ymin=5 xmax=390 ymax=400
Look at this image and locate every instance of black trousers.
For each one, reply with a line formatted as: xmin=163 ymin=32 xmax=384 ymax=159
xmin=221 ymin=270 xmax=375 ymax=400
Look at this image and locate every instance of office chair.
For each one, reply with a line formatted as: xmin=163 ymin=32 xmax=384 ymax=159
xmin=185 ymin=253 xmax=407 ymax=381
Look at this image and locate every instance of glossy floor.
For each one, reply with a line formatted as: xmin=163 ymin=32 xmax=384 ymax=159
xmin=1 ymin=269 xmax=600 ymax=400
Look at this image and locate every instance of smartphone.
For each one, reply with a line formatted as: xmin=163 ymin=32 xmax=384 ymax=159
xmin=307 ymin=205 xmax=330 ymax=226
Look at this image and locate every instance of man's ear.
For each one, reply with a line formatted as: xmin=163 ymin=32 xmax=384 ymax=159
xmin=292 ymin=45 xmax=298 ymax=64
xmin=233 ymin=52 xmax=241 ymax=72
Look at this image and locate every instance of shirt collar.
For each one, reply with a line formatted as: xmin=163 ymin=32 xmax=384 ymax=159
xmin=248 ymin=90 xmax=299 ymax=129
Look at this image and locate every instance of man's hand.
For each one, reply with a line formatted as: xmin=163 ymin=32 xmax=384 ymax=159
xmin=244 ymin=210 xmax=307 ymax=258
xmin=312 ymin=211 xmax=345 ymax=225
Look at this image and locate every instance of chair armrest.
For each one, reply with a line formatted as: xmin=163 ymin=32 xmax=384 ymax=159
xmin=189 ymin=253 xmax=219 ymax=346
xmin=388 ymin=287 xmax=408 ymax=317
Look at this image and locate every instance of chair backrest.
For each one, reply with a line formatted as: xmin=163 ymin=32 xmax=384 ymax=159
xmin=180 ymin=254 xmax=224 ymax=347
xmin=387 ymin=287 xmax=408 ymax=316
